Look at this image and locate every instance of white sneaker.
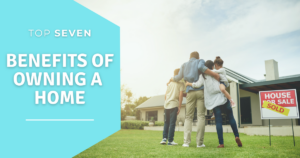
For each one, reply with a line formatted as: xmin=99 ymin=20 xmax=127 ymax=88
xmin=211 ymin=114 xmax=215 ymax=120
xmin=197 ymin=144 xmax=206 ymax=148
xmin=168 ymin=141 xmax=178 ymax=146
xmin=160 ymin=138 xmax=167 ymax=144
xmin=182 ymin=144 xmax=189 ymax=147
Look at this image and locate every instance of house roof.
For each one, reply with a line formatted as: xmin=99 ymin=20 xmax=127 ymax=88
xmin=279 ymin=74 xmax=300 ymax=80
xmin=255 ymin=74 xmax=300 ymax=82
xmin=136 ymin=95 xmax=187 ymax=109
xmin=240 ymin=76 xmax=300 ymax=93
xmin=226 ymin=67 xmax=300 ymax=93
xmin=224 ymin=67 xmax=257 ymax=84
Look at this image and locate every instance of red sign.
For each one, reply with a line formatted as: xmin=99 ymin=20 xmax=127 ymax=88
xmin=260 ymin=89 xmax=297 ymax=107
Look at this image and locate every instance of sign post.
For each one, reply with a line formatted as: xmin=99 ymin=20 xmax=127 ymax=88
xmin=259 ymin=89 xmax=299 ymax=146
xmin=292 ymin=119 xmax=295 ymax=146
xmin=269 ymin=119 xmax=271 ymax=146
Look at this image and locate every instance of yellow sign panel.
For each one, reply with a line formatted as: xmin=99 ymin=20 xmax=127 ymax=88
xmin=262 ymin=101 xmax=290 ymax=116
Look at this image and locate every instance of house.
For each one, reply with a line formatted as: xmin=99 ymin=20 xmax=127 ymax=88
xmin=136 ymin=59 xmax=300 ymax=128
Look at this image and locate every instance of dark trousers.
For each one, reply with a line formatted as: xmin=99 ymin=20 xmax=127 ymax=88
xmin=213 ymin=100 xmax=239 ymax=145
xmin=163 ymin=107 xmax=178 ymax=142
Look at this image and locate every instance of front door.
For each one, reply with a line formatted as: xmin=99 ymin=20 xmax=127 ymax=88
xmin=240 ymin=97 xmax=252 ymax=124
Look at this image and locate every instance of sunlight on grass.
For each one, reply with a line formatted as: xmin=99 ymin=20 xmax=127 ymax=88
xmin=74 ymin=129 xmax=300 ymax=158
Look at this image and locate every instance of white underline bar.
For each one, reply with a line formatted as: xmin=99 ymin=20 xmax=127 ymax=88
xmin=26 ymin=119 xmax=94 ymax=121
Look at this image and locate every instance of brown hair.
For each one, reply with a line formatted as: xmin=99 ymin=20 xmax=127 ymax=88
xmin=174 ymin=68 xmax=180 ymax=76
xmin=190 ymin=51 xmax=199 ymax=59
xmin=214 ymin=56 xmax=223 ymax=66
xmin=205 ymin=60 xmax=214 ymax=70
xmin=199 ymin=60 xmax=214 ymax=80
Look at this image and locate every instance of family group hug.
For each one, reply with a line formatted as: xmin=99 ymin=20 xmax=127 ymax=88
xmin=161 ymin=51 xmax=242 ymax=148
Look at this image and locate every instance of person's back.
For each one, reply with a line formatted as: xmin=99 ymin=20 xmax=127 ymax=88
xmin=201 ymin=73 xmax=227 ymax=110
xmin=164 ymin=81 xmax=184 ymax=109
xmin=182 ymin=59 xmax=203 ymax=83
xmin=185 ymin=60 xmax=229 ymax=110
xmin=160 ymin=69 xmax=184 ymax=146
xmin=175 ymin=58 xmax=207 ymax=93
xmin=170 ymin=51 xmax=210 ymax=148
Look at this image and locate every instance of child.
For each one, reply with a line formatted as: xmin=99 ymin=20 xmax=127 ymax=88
xmin=213 ymin=56 xmax=235 ymax=108
xmin=160 ymin=68 xmax=184 ymax=146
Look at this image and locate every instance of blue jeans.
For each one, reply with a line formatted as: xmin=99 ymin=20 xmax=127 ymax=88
xmin=163 ymin=107 xmax=178 ymax=142
xmin=220 ymin=81 xmax=226 ymax=87
xmin=213 ymin=100 xmax=239 ymax=145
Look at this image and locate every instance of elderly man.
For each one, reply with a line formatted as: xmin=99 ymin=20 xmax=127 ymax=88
xmin=169 ymin=51 xmax=219 ymax=148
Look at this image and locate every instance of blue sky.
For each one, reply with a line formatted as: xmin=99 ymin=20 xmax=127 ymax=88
xmin=77 ymin=0 xmax=300 ymax=97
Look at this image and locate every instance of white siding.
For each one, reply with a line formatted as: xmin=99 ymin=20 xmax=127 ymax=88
xmin=240 ymin=89 xmax=262 ymax=126
xmin=157 ymin=109 xmax=164 ymax=122
xmin=229 ymin=82 xmax=240 ymax=126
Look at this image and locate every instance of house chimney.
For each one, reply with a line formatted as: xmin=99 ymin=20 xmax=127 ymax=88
xmin=265 ymin=59 xmax=279 ymax=81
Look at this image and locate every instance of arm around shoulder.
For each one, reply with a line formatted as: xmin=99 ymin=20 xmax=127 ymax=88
xmin=192 ymin=75 xmax=204 ymax=88
xmin=173 ymin=64 xmax=185 ymax=82
xmin=198 ymin=59 xmax=208 ymax=73
xmin=205 ymin=69 xmax=220 ymax=81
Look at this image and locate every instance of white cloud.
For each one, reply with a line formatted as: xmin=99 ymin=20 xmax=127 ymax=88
xmin=76 ymin=0 xmax=300 ymax=97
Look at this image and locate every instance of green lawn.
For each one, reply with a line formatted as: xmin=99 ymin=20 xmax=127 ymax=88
xmin=74 ymin=129 xmax=300 ymax=158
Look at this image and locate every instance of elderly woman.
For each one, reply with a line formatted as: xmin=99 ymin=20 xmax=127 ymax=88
xmin=186 ymin=60 xmax=242 ymax=148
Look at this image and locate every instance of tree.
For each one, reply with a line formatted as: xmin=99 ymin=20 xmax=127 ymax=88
xmin=121 ymin=85 xmax=134 ymax=120
xmin=134 ymin=96 xmax=150 ymax=120
xmin=121 ymin=85 xmax=133 ymax=107
xmin=120 ymin=85 xmax=150 ymax=120
xmin=124 ymin=103 xmax=136 ymax=115
xmin=121 ymin=109 xmax=126 ymax=120
xmin=134 ymin=96 xmax=150 ymax=106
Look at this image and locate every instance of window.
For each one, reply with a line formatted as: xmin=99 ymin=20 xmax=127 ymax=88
xmin=240 ymin=97 xmax=252 ymax=124
xmin=146 ymin=111 xmax=158 ymax=121
xmin=207 ymin=110 xmax=213 ymax=115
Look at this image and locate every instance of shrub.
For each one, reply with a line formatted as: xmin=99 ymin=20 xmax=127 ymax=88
xmin=136 ymin=110 xmax=141 ymax=120
xmin=121 ymin=109 xmax=126 ymax=120
xmin=154 ymin=121 xmax=164 ymax=126
xmin=121 ymin=120 xmax=149 ymax=129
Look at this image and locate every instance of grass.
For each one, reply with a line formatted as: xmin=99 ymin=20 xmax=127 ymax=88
xmin=74 ymin=129 xmax=300 ymax=158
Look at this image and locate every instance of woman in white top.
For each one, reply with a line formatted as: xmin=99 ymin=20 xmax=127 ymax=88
xmin=186 ymin=60 xmax=242 ymax=148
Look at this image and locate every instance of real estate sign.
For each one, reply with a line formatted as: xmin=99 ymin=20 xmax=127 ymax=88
xmin=259 ymin=89 xmax=299 ymax=119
